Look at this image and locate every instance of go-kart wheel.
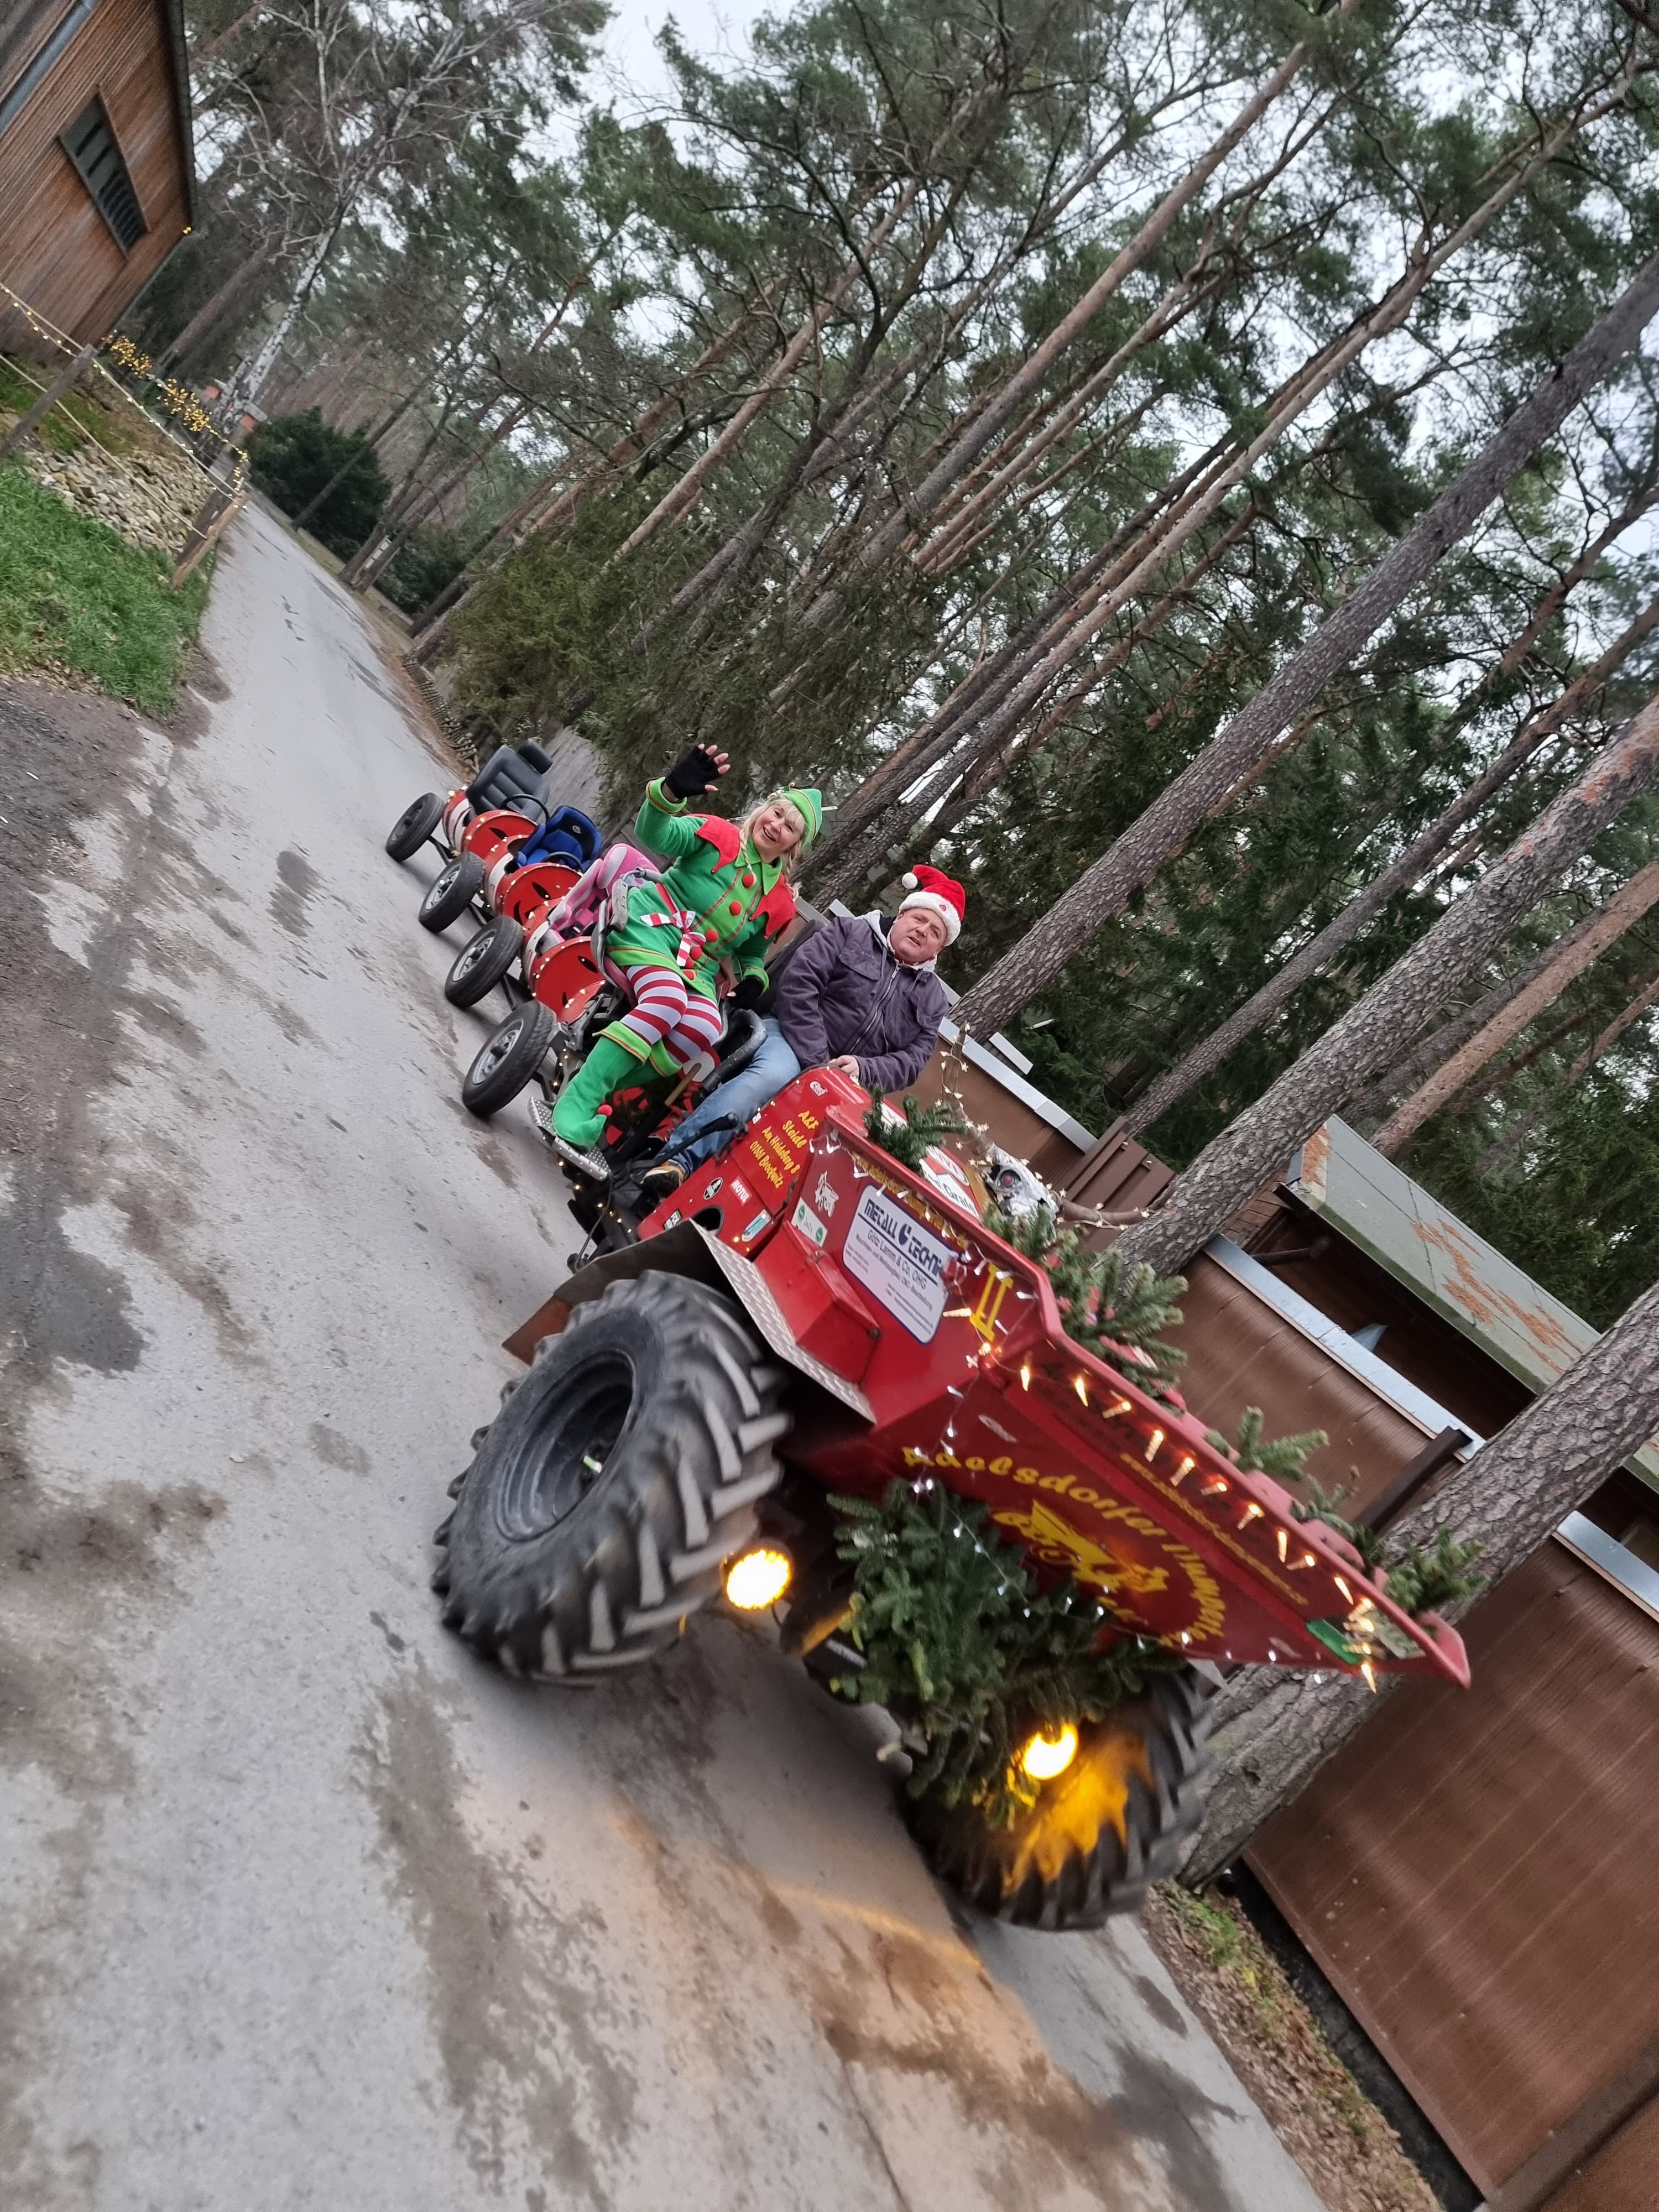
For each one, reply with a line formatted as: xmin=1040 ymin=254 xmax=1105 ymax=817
xmin=462 ymin=1001 xmax=557 ymax=1117
xmin=431 ymin=1272 xmax=790 ymax=1676
xmin=385 ymin=791 xmax=444 ymax=861
xmin=446 ymin=916 xmax=524 ymax=1008
xmin=419 ymin=852 xmax=486 ymax=932
xmin=904 ymin=1669 xmax=1211 ymax=1929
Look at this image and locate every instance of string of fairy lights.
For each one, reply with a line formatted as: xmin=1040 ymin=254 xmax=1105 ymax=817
xmin=1 ymin=279 xmax=246 ymax=494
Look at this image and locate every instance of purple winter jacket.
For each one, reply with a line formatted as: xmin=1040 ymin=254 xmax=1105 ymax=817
xmin=770 ymin=912 xmax=948 ymax=1093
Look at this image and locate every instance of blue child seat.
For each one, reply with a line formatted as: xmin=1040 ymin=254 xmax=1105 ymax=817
xmin=516 ymin=805 xmax=603 ymax=871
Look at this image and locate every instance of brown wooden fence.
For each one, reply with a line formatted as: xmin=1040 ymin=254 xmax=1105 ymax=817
xmin=1249 ymin=1542 xmax=1659 ymax=2201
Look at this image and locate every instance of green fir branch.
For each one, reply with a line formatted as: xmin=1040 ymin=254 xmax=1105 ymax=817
xmin=828 ymin=1480 xmax=1180 ymax=1823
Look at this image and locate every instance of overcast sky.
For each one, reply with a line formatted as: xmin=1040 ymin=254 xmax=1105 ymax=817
xmin=585 ymin=0 xmax=773 ymax=117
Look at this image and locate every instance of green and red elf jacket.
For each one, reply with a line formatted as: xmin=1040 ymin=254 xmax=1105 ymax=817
xmin=616 ymin=778 xmax=797 ymax=997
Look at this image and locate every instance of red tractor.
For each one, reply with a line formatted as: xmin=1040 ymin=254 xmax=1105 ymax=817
xmin=435 ymin=1070 xmax=1469 ymax=1929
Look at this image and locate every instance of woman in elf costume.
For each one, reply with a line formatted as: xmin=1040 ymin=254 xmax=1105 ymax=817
xmin=549 ymin=744 xmax=821 ymax=1176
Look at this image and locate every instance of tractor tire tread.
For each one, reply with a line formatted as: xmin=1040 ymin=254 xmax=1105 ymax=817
xmin=435 ymin=1274 xmax=785 ymax=1681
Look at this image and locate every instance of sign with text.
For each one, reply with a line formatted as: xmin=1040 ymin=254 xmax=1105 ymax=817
xmin=842 ymin=1185 xmax=951 ymax=1343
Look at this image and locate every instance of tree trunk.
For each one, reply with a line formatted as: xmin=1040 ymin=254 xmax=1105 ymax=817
xmin=950 ymin=245 xmax=1659 ymax=1039
xmin=1183 ymin=1266 xmax=1659 ymax=1886
xmin=613 ymin=172 xmax=931 ymax=561
xmin=1371 ymin=857 xmax=1659 ymax=1155
xmin=1345 ymin=922 xmax=1609 ymax=1128
xmin=844 ymin=20 xmax=1340 ymax=582
xmin=809 ymin=434 xmax=1241 ymax=895
xmin=1475 ymin=966 xmax=1659 ymax=1173
xmin=821 ymin=104 xmax=1630 ymax=917
xmin=155 ymin=242 xmax=277 ymax=372
xmin=851 ymin=501 xmax=1263 ymax=886
xmin=915 ymin=264 xmax=1227 ymax=577
xmin=405 ymin=291 xmax=781 ymax=657
xmin=1123 ymin=588 xmax=1659 ymax=1133
xmin=233 ymin=221 xmax=342 ymax=409
xmin=1448 ymin=1003 xmax=1599 ymax=1113
xmin=1108 ymin=694 xmax=1659 ymax=1282
xmin=347 ymin=394 xmax=539 ymax=592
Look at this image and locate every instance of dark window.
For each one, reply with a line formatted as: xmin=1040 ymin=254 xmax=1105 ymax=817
xmin=61 ymin=96 xmax=145 ymax=251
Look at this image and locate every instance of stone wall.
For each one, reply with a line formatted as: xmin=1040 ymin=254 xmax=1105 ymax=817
xmin=3 ymin=366 xmax=216 ymax=557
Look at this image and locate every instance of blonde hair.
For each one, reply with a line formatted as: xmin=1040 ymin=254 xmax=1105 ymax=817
xmin=739 ymin=795 xmax=807 ymax=880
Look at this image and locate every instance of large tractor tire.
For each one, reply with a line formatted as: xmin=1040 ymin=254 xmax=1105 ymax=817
xmin=419 ymin=852 xmax=487 ymax=932
xmin=461 ymin=1001 xmax=556 ymax=1117
xmin=432 ymin=1274 xmax=790 ymax=1676
xmin=446 ymin=916 xmax=524 ymax=1008
xmin=386 ymin=790 xmax=444 ymax=861
xmin=905 ymin=1670 xmax=1211 ymax=1929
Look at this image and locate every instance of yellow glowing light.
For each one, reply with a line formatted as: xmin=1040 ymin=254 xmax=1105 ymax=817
xmin=1333 ymin=1575 xmax=1353 ymax=1605
xmin=1019 ymin=1723 xmax=1079 ymax=1781
xmin=1276 ymin=1527 xmax=1290 ymax=1562
xmin=1360 ymin=1662 xmax=1378 ymax=1694
xmin=723 ymin=1545 xmax=793 ymax=1610
xmin=1019 ymin=1361 xmax=1031 ymax=1391
xmin=1105 ymin=1396 xmax=1133 ymax=1418
xmin=1200 ymin=1475 xmax=1229 ymax=1496
xmin=1144 ymin=1427 xmax=1165 ymax=1461
xmin=1073 ymin=1375 xmax=1089 ymax=1406
xmin=1238 ymin=1502 xmax=1264 ymax=1527
xmin=1171 ymin=1453 xmax=1194 ymax=1485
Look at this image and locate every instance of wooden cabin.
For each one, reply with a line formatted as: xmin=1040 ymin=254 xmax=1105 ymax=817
xmin=1223 ymin=1119 xmax=1659 ymax=2212
xmin=0 ymin=0 xmax=195 ymax=346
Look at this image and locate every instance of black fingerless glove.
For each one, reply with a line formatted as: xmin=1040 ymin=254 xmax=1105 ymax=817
xmin=662 ymin=744 xmax=724 ymax=800
xmin=732 ymin=973 xmax=769 ymax=1013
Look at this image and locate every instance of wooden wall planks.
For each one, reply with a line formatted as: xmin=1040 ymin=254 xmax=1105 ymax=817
xmin=1250 ymin=1545 xmax=1659 ymax=2195
xmin=0 ymin=0 xmax=190 ymax=344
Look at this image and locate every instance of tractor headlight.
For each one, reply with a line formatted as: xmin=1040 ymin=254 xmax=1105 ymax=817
xmin=1018 ymin=1722 xmax=1079 ymax=1782
xmin=723 ymin=1544 xmax=793 ymax=1610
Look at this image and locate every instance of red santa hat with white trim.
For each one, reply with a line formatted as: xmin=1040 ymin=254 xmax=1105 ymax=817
xmin=897 ymin=864 xmax=967 ymax=945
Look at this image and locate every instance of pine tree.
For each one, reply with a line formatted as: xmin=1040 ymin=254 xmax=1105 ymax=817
xmin=950 ymin=247 xmax=1659 ymax=1039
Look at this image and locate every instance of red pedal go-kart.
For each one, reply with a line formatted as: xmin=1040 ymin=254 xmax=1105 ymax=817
xmin=384 ymin=743 xmax=601 ymax=946
xmin=434 ymin=1069 xmax=1472 ymax=1929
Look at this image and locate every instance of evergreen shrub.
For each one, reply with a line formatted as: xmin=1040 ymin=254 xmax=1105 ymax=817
xmin=248 ymin=410 xmax=388 ymax=559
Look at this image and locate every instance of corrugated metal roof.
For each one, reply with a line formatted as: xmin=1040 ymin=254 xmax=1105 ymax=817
xmin=1290 ymin=1117 xmax=1659 ymax=1485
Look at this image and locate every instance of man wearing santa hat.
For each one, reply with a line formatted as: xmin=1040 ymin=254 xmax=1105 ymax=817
xmin=635 ymin=864 xmax=966 ymax=1208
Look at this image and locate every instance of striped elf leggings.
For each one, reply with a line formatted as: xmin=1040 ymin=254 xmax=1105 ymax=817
xmin=615 ymin=962 xmax=725 ymax=1066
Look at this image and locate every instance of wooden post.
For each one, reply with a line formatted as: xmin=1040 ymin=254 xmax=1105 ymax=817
xmin=171 ymin=483 xmax=244 ymax=587
xmin=0 ymin=341 xmax=97 ymax=457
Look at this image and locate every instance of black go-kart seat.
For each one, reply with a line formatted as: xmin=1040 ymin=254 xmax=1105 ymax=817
xmin=466 ymin=741 xmax=554 ymax=817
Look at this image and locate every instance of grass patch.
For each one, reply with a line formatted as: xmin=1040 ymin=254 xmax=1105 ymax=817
xmin=0 ymin=462 xmax=210 ymax=714
xmin=0 ymin=356 xmax=139 ymax=457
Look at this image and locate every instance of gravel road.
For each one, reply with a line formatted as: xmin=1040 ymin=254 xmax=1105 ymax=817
xmin=0 ymin=500 xmax=1326 ymax=2212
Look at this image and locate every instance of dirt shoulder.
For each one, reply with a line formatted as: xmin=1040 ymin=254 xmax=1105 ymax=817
xmin=1141 ymin=1885 xmax=1443 ymax=2212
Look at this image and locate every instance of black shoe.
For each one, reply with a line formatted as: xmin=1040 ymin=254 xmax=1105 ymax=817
xmin=637 ymin=1159 xmax=687 ymax=1210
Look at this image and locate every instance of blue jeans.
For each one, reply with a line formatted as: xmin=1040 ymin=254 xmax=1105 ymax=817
xmin=661 ymin=1017 xmax=801 ymax=1173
